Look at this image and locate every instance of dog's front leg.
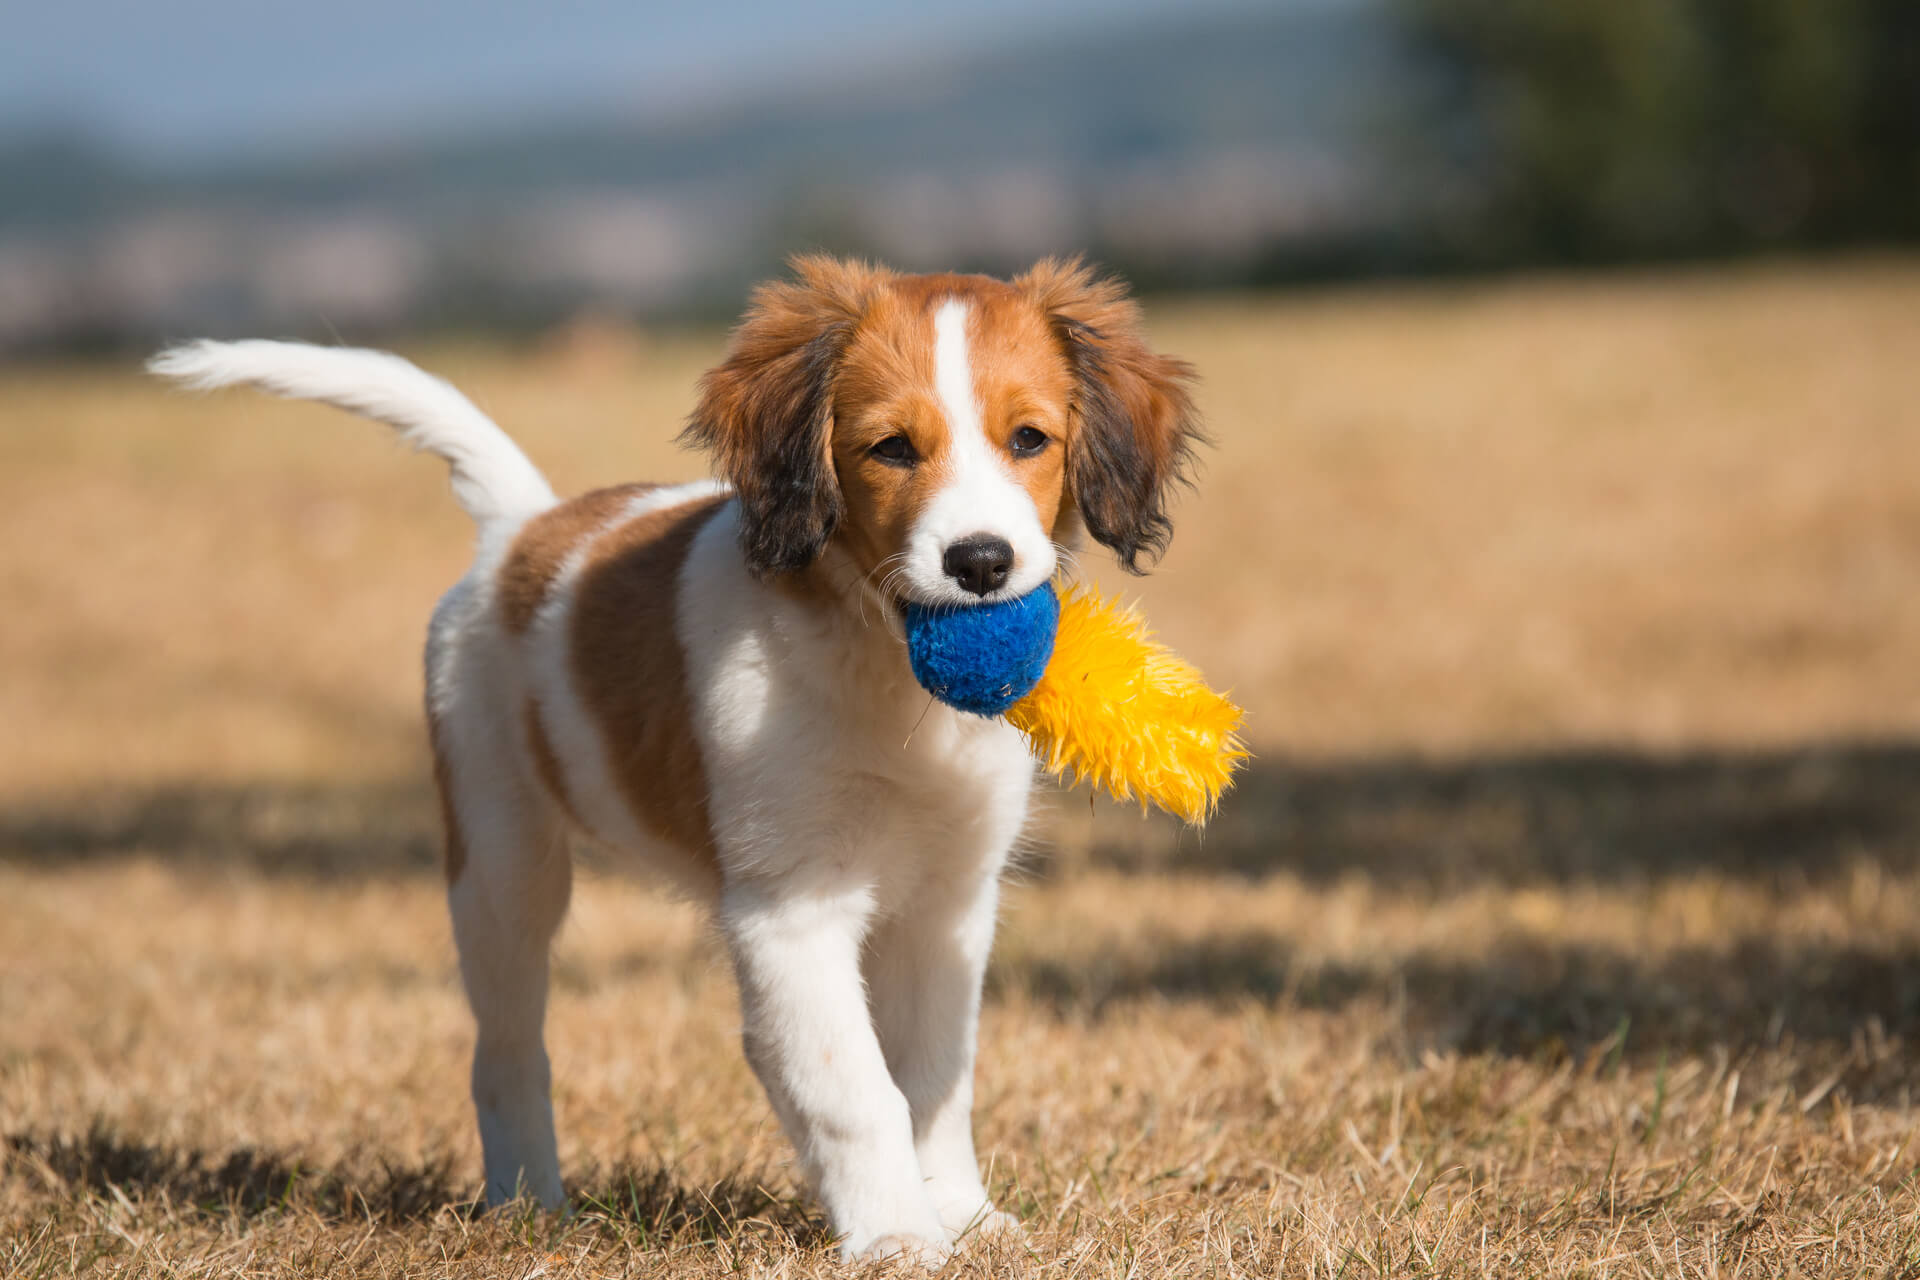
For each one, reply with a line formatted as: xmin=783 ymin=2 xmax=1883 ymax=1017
xmin=720 ymin=882 xmax=948 ymax=1264
xmin=866 ymin=868 xmax=1020 ymax=1245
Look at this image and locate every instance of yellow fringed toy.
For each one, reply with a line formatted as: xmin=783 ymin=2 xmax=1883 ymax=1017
xmin=901 ymin=583 xmax=1247 ymax=824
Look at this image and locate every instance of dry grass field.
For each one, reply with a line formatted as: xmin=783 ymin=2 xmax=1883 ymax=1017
xmin=6 ymin=259 xmax=1920 ymax=1277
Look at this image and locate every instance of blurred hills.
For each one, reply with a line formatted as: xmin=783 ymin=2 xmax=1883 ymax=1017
xmin=3 ymin=0 xmax=1914 ymax=354
xmin=0 ymin=5 xmax=1402 ymax=352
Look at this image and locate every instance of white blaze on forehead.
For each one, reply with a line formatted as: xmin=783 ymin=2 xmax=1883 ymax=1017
xmin=904 ymin=297 xmax=1056 ymax=605
xmin=933 ymin=298 xmax=984 ymax=446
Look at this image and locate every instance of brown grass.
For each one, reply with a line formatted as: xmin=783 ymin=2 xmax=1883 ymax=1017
xmin=6 ymin=259 xmax=1920 ymax=1276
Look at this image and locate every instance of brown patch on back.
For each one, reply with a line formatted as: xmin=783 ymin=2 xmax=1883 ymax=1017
xmin=568 ymin=494 xmax=729 ymax=857
xmin=425 ymin=705 xmax=466 ymax=885
xmin=498 ymin=484 xmax=650 ymax=634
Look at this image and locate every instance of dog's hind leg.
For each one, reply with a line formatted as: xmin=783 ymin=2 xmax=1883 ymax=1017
xmin=430 ymin=655 xmax=572 ymax=1211
xmin=449 ymin=813 xmax=571 ymax=1209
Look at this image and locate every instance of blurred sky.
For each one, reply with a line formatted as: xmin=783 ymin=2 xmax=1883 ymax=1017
xmin=3 ymin=0 xmax=1309 ymax=159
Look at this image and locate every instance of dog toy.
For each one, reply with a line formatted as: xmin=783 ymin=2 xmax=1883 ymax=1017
xmin=903 ymin=584 xmax=1247 ymax=824
xmin=903 ymin=586 xmax=1060 ymax=717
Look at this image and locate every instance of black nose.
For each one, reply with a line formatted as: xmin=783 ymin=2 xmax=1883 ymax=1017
xmin=943 ymin=536 xmax=1014 ymax=597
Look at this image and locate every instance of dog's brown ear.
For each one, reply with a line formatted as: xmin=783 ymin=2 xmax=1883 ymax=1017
xmin=1018 ymin=257 xmax=1202 ymax=573
xmin=682 ymin=255 xmax=889 ymax=577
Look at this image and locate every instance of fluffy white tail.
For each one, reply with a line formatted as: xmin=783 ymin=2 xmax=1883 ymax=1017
xmin=148 ymin=339 xmax=557 ymax=527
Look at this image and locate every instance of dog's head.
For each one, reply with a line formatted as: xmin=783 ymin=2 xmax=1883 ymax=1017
xmin=683 ymin=255 xmax=1200 ymax=606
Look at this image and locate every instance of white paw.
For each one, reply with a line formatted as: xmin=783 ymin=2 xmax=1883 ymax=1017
xmin=949 ymin=1206 xmax=1024 ymax=1248
xmin=928 ymin=1180 xmax=1022 ymax=1245
xmin=846 ymin=1230 xmax=953 ymax=1268
xmin=971 ymin=1209 xmax=1023 ymax=1238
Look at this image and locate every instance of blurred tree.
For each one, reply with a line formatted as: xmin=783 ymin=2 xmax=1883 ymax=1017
xmin=1396 ymin=0 xmax=1920 ymax=263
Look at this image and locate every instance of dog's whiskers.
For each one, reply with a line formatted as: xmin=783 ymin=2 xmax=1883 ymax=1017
xmin=851 ymin=552 xmax=910 ymax=630
xmin=1050 ymin=541 xmax=1086 ymax=585
xmin=859 ymin=562 xmax=917 ymax=640
xmin=872 ymin=565 xmax=916 ymax=641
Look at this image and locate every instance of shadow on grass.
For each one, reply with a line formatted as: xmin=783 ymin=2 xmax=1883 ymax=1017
xmin=1080 ymin=738 xmax=1920 ymax=890
xmin=571 ymin=1163 xmax=824 ymax=1247
xmin=993 ymin=932 xmax=1920 ymax=1094
xmin=4 ymin=1125 xmax=464 ymax=1222
xmin=3 ymin=1125 xmax=823 ymax=1244
xmin=8 ymin=738 xmax=1920 ymax=888
xmin=10 ymin=741 xmax=1920 ymax=1088
xmin=0 ymin=780 xmax=442 ymax=878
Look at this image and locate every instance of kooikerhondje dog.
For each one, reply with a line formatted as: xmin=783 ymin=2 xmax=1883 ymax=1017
xmin=151 ymin=256 xmax=1200 ymax=1262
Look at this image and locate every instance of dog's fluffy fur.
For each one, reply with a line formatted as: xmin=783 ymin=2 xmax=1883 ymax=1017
xmin=150 ymin=256 xmax=1200 ymax=1262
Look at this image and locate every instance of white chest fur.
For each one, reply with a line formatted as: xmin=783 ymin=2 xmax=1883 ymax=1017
xmin=678 ymin=505 xmax=1036 ymax=901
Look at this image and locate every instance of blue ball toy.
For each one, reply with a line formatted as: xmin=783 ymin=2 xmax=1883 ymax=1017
xmin=903 ymin=583 xmax=1060 ymax=717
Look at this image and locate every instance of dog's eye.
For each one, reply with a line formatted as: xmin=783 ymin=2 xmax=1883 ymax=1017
xmin=1010 ymin=425 xmax=1049 ymax=456
xmin=870 ymin=434 xmax=919 ymax=466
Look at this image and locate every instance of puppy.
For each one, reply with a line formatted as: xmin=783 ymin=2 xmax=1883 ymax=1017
xmin=151 ymin=256 xmax=1199 ymax=1262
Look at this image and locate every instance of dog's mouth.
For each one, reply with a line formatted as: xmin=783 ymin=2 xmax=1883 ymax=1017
xmin=880 ymin=578 xmax=939 ymax=617
xmin=874 ymin=563 xmax=1030 ymax=617
xmin=876 ymin=585 xmax=925 ymax=626
xmin=884 ymin=589 xmax=946 ymax=624
xmin=888 ymin=586 xmax=1023 ymax=618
